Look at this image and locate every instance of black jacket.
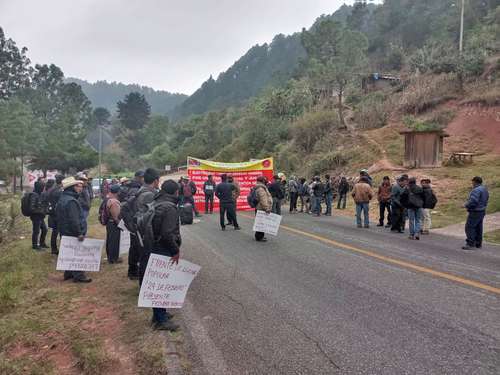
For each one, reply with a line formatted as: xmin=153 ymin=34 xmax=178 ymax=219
xmin=422 ymin=186 xmax=437 ymax=209
xmin=338 ymin=180 xmax=349 ymax=195
xmin=78 ymin=188 xmax=91 ymax=211
xmin=152 ymin=193 xmax=181 ymax=257
xmin=215 ymin=182 xmax=235 ymax=204
xmin=56 ymin=190 xmax=84 ymax=237
xmin=402 ymin=185 xmax=424 ymax=209
xmin=268 ymin=182 xmax=284 ymax=199
xmin=312 ymin=182 xmax=325 ymax=197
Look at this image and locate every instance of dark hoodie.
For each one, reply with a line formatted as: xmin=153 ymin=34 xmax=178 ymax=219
xmin=151 ymin=192 xmax=181 ymax=257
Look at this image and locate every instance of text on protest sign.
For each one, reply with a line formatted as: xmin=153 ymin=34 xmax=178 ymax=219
xmin=252 ymin=210 xmax=282 ymax=236
xmin=138 ymin=254 xmax=201 ymax=309
xmin=56 ymin=236 xmax=104 ymax=272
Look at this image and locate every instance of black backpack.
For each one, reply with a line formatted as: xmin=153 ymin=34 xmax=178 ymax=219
xmin=426 ymin=191 xmax=438 ymax=209
xmin=247 ymin=187 xmax=259 ymax=208
xmin=120 ymin=191 xmax=142 ymax=233
xmin=21 ymin=192 xmax=38 ymax=217
xmin=98 ymin=198 xmax=109 ymax=225
xmin=136 ymin=202 xmax=156 ymax=252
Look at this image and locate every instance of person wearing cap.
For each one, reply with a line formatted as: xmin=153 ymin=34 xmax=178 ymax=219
xmin=462 ymin=176 xmax=489 ymax=250
xmin=203 ymin=175 xmax=216 ymax=214
xmin=125 ymin=171 xmax=145 ymax=279
xmin=352 ymin=176 xmax=373 ymax=228
xmin=105 ymin=185 xmax=122 ymax=264
xmin=55 ymin=177 xmax=91 ymax=283
xmin=76 ymin=175 xmax=91 ymax=235
xmin=144 ymin=179 xmax=181 ymax=331
xmin=359 ymin=169 xmax=373 ymax=187
xmin=118 ymin=176 xmax=131 ymax=202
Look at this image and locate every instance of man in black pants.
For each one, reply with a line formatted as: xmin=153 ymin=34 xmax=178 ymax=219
xmin=125 ymin=170 xmax=144 ymax=279
xmin=203 ymin=175 xmax=216 ymax=214
xmin=47 ymin=175 xmax=64 ymax=254
xmin=215 ymin=174 xmax=240 ymax=231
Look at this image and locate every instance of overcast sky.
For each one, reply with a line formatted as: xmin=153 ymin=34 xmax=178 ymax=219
xmin=1 ymin=1 xmax=359 ymax=94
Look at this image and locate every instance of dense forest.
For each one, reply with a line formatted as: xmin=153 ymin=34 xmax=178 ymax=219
xmin=66 ymin=78 xmax=187 ymax=115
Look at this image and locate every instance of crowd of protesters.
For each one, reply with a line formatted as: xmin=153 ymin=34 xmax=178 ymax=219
xmin=22 ymin=164 xmax=489 ymax=331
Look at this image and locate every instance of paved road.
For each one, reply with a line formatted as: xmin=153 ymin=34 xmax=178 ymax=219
xmin=178 ymin=211 xmax=500 ymax=375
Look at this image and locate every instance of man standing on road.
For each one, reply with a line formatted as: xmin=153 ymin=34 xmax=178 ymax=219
xmin=105 ymin=185 xmax=122 ymax=264
xmin=352 ymin=176 xmax=373 ymax=228
xmin=76 ymin=175 xmax=91 ymax=235
xmin=203 ymin=175 xmax=216 ymax=214
xmin=125 ymin=170 xmax=144 ymax=279
xmin=56 ymin=177 xmax=92 ymax=283
xmin=462 ymin=176 xmax=489 ymax=250
xmin=421 ymin=178 xmax=437 ymax=235
xmin=254 ymin=176 xmax=273 ymax=242
xmin=146 ymin=180 xmax=181 ymax=331
xmin=311 ymin=176 xmax=324 ymax=217
xmin=268 ymin=175 xmax=284 ymax=215
xmin=324 ymin=175 xmax=333 ymax=216
xmin=377 ymin=176 xmax=392 ymax=227
xmin=30 ymin=179 xmax=48 ymax=250
xmin=137 ymin=168 xmax=161 ymax=282
xmin=215 ymin=174 xmax=240 ymax=231
xmin=402 ymin=177 xmax=425 ymax=240
xmin=391 ymin=175 xmax=408 ymax=233
xmin=180 ymin=176 xmax=201 ymax=217
xmin=47 ymin=174 xmax=64 ymax=254
xmin=337 ymin=176 xmax=349 ymax=210
xmin=288 ymin=176 xmax=299 ymax=213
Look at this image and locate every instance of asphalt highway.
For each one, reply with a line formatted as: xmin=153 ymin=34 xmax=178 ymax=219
xmin=178 ymin=211 xmax=500 ymax=375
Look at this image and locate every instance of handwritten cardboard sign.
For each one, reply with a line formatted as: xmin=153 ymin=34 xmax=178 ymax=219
xmin=138 ymin=254 xmax=201 ymax=309
xmin=119 ymin=229 xmax=130 ymax=255
xmin=56 ymin=236 xmax=104 ymax=272
xmin=252 ymin=210 xmax=282 ymax=236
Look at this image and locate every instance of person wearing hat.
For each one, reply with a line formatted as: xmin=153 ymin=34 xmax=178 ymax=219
xmin=105 ymin=185 xmax=122 ymax=264
xmin=76 ymin=175 xmax=91 ymax=235
xmin=142 ymin=179 xmax=181 ymax=331
xmin=462 ymin=176 xmax=489 ymax=250
xmin=55 ymin=177 xmax=92 ymax=283
xmin=421 ymin=178 xmax=437 ymax=235
xmin=125 ymin=170 xmax=145 ymax=279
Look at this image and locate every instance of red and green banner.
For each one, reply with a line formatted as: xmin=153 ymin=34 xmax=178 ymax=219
xmin=187 ymin=157 xmax=274 ymax=212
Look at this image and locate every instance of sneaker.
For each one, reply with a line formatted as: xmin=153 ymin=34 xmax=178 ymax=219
xmin=221 ymin=227 xmax=226 ymax=231
xmin=377 ymin=223 xmax=384 ymax=227
xmin=408 ymin=235 xmax=415 ymax=240
xmin=234 ymin=226 xmax=241 ymax=230
xmin=385 ymin=224 xmax=391 ymax=228
xmin=40 ymin=243 xmax=49 ymax=249
xmin=462 ymin=245 xmax=476 ymax=250
xmin=256 ymin=238 xmax=267 ymax=242
xmin=415 ymin=236 xmax=420 ymax=240
xmin=152 ymin=321 xmax=179 ymax=332
xmin=32 ymin=245 xmax=41 ymax=250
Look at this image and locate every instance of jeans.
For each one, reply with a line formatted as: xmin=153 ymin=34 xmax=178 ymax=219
xmin=325 ymin=193 xmax=333 ymax=215
xmin=153 ymin=308 xmax=167 ymax=323
xmin=407 ymin=208 xmax=423 ymax=236
xmin=272 ymin=197 xmax=282 ymax=215
xmin=312 ymin=196 xmax=322 ymax=215
xmin=355 ymin=203 xmax=369 ymax=227
xmin=205 ymin=194 xmax=214 ymax=213
xmin=337 ymin=193 xmax=347 ymax=209
xmin=82 ymin=209 xmax=89 ymax=236
xmin=379 ymin=201 xmax=392 ymax=225
xmin=31 ymin=215 xmax=47 ymax=246
xmin=298 ymin=195 xmax=305 ymax=212
xmin=465 ymin=211 xmax=486 ymax=247
xmin=220 ymin=202 xmax=238 ymax=228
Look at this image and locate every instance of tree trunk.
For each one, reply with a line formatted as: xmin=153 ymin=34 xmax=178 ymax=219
xmin=338 ymin=90 xmax=346 ymax=128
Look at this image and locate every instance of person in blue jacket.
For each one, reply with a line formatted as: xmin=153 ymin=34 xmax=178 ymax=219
xmin=462 ymin=176 xmax=489 ymax=250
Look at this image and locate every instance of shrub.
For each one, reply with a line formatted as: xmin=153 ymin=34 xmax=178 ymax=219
xmin=403 ymin=116 xmax=441 ymax=132
xmin=292 ymin=110 xmax=340 ymax=153
xmin=354 ymin=92 xmax=391 ymax=129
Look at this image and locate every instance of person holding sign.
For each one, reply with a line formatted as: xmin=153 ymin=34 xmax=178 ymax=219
xmin=55 ymin=177 xmax=92 ymax=283
xmin=203 ymin=175 xmax=216 ymax=214
xmin=105 ymin=185 xmax=122 ymax=264
xmin=139 ymin=179 xmax=182 ymax=331
xmin=253 ymin=176 xmax=273 ymax=242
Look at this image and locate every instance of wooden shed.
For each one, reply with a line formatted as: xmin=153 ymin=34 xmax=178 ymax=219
xmin=400 ymin=129 xmax=449 ymax=168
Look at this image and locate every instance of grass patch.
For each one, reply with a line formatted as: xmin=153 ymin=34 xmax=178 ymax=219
xmin=70 ymin=329 xmax=111 ymax=375
xmin=485 ymin=229 xmax=500 ymax=245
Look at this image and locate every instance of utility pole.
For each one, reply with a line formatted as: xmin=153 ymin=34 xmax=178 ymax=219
xmin=459 ymin=0 xmax=465 ymax=53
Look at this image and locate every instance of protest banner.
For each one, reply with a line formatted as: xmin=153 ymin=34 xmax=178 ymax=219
xmin=119 ymin=228 xmax=131 ymax=255
xmin=252 ymin=210 xmax=282 ymax=236
xmin=56 ymin=236 xmax=104 ymax=272
xmin=187 ymin=156 xmax=274 ymax=212
xmin=138 ymin=254 xmax=201 ymax=309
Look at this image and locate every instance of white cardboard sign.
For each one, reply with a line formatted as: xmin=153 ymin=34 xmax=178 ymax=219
xmin=119 ymin=229 xmax=131 ymax=255
xmin=252 ymin=210 xmax=282 ymax=236
xmin=56 ymin=236 xmax=104 ymax=272
xmin=138 ymin=254 xmax=201 ymax=309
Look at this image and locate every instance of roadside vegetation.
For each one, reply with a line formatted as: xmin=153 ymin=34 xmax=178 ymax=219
xmin=0 ymin=202 xmax=188 ymax=374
